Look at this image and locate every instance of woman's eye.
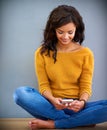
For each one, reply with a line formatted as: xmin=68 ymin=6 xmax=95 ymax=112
xmin=58 ymin=31 xmax=63 ymax=34
xmin=68 ymin=32 xmax=73 ymax=34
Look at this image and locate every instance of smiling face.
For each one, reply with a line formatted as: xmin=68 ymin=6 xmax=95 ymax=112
xmin=56 ymin=22 xmax=76 ymax=46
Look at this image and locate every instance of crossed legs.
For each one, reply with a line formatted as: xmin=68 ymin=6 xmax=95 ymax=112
xmin=13 ymin=86 xmax=107 ymax=129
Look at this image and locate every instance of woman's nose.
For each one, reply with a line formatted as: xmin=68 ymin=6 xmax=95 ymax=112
xmin=63 ymin=33 xmax=68 ymax=39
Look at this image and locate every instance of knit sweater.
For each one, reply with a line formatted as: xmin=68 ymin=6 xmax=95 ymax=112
xmin=35 ymin=47 xmax=94 ymax=99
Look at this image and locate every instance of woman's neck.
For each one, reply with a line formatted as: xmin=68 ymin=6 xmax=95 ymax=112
xmin=57 ymin=42 xmax=81 ymax=52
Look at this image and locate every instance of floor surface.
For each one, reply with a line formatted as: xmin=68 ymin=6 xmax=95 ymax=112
xmin=0 ymin=118 xmax=107 ymax=130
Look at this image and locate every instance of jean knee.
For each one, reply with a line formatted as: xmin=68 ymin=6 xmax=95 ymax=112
xmin=13 ymin=86 xmax=31 ymax=104
xmin=13 ymin=86 xmax=39 ymax=104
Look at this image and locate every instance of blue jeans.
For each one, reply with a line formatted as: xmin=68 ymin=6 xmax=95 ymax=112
xmin=13 ymin=86 xmax=107 ymax=128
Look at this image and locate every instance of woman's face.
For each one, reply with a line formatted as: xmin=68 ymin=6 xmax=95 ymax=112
xmin=56 ymin=22 xmax=76 ymax=45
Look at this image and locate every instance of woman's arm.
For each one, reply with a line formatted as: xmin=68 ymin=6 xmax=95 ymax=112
xmin=42 ymin=90 xmax=67 ymax=110
xmin=67 ymin=93 xmax=88 ymax=112
xmin=79 ymin=50 xmax=94 ymax=98
xmin=68 ymin=50 xmax=94 ymax=112
xmin=35 ymin=49 xmax=67 ymax=110
xmin=79 ymin=92 xmax=89 ymax=102
xmin=42 ymin=90 xmax=55 ymax=102
xmin=35 ymin=48 xmax=52 ymax=94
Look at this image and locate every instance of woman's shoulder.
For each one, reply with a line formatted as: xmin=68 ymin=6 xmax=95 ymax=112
xmin=81 ymin=47 xmax=94 ymax=58
xmin=83 ymin=47 xmax=93 ymax=54
xmin=34 ymin=47 xmax=43 ymax=59
xmin=35 ymin=46 xmax=42 ymax=54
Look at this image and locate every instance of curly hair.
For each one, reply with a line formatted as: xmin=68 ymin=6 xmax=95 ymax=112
xmin=40 ymin=5 xmax=85 ymax=63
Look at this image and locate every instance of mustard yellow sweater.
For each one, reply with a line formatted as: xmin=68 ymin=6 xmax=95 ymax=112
xmin=35 ymin=47 xmax=94 ymax=99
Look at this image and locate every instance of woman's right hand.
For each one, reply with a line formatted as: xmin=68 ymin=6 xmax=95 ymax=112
xmin=42 ymin=91 xmax=67 ymax=110
xmin=51 ymin=97 xmax=67 ymax=110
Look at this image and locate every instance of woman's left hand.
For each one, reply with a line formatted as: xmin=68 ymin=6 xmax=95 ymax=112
xmin=67 ymin=100 xmax=85 ymax=112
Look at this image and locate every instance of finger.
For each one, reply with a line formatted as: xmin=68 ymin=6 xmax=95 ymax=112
xmin=71 ymin=107 xmax=79 ymax=112
xmin=64 ymin=103 xmax=68 ymax=107
xmin=68 ymin=103 xmax=73 ymax=106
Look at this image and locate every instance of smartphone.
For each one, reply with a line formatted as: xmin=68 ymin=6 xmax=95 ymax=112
xmin=61 ymin=99 xmax=73 ymax=104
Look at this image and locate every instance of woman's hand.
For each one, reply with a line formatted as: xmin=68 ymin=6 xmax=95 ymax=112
xmin=67 ymin=100 xmax=85 ymax=112
xmin=51 ymin=97 xmax=68 ymax=110
xmin=42 ymin=91 xmax=67 ymax=110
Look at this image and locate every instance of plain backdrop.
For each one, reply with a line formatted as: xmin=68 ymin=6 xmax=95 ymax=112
xmin=0 ymin=0 xmax=107 ymax=118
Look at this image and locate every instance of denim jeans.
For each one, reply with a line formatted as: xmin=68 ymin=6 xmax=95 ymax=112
xmin=13 ymin=86 xmax=107 ymax=128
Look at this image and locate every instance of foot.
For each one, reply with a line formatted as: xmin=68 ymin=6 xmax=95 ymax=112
xmin=28 ymin=119 xmax=55 ymax=129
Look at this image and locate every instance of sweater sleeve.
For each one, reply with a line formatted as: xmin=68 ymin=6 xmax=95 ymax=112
xmin=79 ymin=50 xmax=94 ymax=97
xmin=34 ymin=48 xmax=52 ymax=94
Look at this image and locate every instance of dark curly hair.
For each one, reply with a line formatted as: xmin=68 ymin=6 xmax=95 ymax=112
xmin=40 ymin=5 xmax=85 ymax=63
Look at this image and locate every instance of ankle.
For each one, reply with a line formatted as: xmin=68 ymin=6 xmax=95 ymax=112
xmin=47 ymin=120 xmax=55 ymax=128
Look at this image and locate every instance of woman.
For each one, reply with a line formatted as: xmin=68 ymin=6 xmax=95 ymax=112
xmin=13 ymin=5 xmax=107 ymax=129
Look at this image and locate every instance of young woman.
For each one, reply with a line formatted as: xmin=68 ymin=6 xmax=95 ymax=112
xmin=13 ymin=5 xmax=107 ymax=129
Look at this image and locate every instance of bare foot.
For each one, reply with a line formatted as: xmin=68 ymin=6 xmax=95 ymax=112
xmin=28 ymin=119 xmax=55 ymax=129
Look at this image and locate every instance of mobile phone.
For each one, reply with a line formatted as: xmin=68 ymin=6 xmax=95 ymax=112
xmin=61 ymin=99 xmax=73 ymax=104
